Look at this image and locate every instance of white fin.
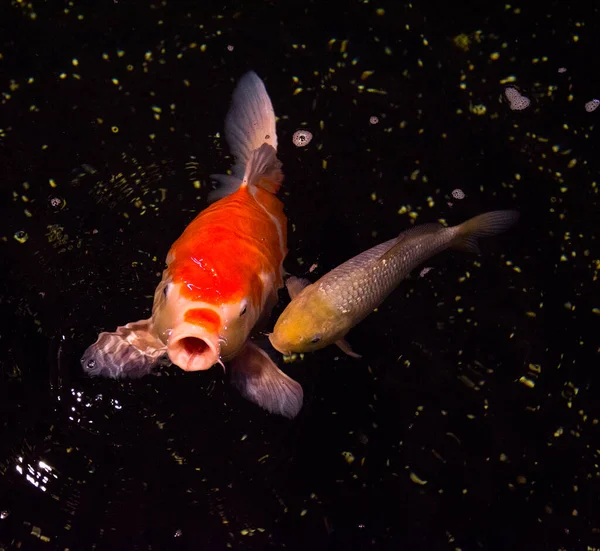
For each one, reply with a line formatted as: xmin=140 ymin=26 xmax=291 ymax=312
xmin=241 ymin=143 xmax=282 ymax=193
xmin=286 ymin=276 xmax=311 ymax=299
xmin=209 ymin=71 xmax=279 ymax=202
xmin=335 ymin=338 xmax=362 ymax=358
xmin=453 ymin=210 xmax=520 ymax=254
xmin=378 ymin=223 xmax=442 ymax=263
xmin=81 ymin=319 xmax=168 ymax=379
xmin=229 ymin=341 xmax=303 ymax=419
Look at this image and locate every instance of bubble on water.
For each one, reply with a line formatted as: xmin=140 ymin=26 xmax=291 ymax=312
xmin=451 ymin=188 xmax=465 ymax=199
xmin=558 ymin=67 xmax=567 ymax=73
xmin=49 ymin=197 xmax=63 ymax=208
xmin=369 ymin=116 xmax=379 ymax=125
xmin=504 ymin=87 xmax=531 ymax=111
xmin=584 ymin=99 xmax=600 ymax=113
xmin=292 ymin=129 xmax=313 ymax=147
xmin=227 ymin=45 xmax=234 ymax=52
xmin=174 ymin=529 xmax=183 ymax=537
xmin=0 ymin=510 xmax=9 ymax=520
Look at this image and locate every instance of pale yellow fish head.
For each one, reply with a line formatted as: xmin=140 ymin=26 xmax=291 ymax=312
xmin=268 ymin=290 xmax=341 ymax=355
xmin=152 ymin=269 xmax=261 ymax=372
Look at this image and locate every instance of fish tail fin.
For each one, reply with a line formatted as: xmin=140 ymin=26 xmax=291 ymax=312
xmin=452 ymin=210 xmax=520 ymax=253
xmin=209 ymin=71 xmax=281 ymax=202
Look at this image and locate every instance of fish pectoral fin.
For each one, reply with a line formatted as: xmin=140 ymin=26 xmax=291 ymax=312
xmin=335 ymin=338 xmax=362 ymax=359
xmin=285 ymin=276 xmax=311 ymax=299
xmin=81 ymin=318 xmax=168 ymax=379
xmin=229 ymin=341 xmax=304 ymax=419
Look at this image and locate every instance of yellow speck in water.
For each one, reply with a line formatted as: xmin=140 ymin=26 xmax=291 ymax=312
xmin=361 ymin=70 xmax=375 ymax=81
xmin=376 ymin=8 xmax=385 ymax=16
xmin=567 ymin=158 xmax=577 ymax=168
xmin=409 ymin=472 xmax=428 ymax=485
xmin=13 ymin=231 xmax=28 ymax=244
xmin=111 ymin=126 xmax=119 ymax=133
xmin=72 ymin=58 xmax=79 ymax=66
xmin=371 ymin=192 xmax=377 ymax=201
xmin=519 ymin=376 xmax=535 ymax=388
xmin=342 ymin=451 xmax=355 ymax=464
xmin=453 ymin=34 xmax=470 ymax=51
xmin=111 ymin=78 xmax=119 ymax=85
xmin=490 ymin=52 xmax=500 ymax=60
xmin=49 ymin=178 xmax=57 ymax=188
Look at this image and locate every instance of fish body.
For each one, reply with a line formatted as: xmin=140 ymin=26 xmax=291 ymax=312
xmin=82 ymin=72 xmax=303 ymax=419
xmin=269 ymin=211 xmax=519 ymax=356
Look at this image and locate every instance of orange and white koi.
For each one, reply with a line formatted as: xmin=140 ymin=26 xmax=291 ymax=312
xmin=81 ymin=72 xmax=303 ymax=419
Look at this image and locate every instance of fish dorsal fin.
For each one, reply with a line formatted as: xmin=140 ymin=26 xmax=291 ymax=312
xmin=378 ymin=223 xmax=442 ymax=263
xmin=286 ymin=276 xmax=311 ymax=299
xmin=242 ymin=143 xmax=283 ymax=193
xmin=225 ymin=71 xmax=278 ymax=172
xmin=208 ymin=72 xmax=279 ymax=202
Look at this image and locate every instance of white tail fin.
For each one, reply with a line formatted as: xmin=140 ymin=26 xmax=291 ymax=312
xmin=209 ymin=71 xmax=279 ymax=202
xmin=452 ymin=210 xmax=520 ymax=253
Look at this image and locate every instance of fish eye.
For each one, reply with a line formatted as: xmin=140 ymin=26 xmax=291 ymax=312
xmin=163 ymin=283 xmax=171 ymax=297
xmin=86 ymin=359 xmax=96 ymax=369
xmin=310 ymin=335 xmax=321 ymax=344
xmin=240 ymin=302 xmax=248 ymax=317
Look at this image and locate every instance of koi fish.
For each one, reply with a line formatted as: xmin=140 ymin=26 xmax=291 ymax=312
xmin=81 ymin=72 xmax=303 ymax=419
xmin=268 ymin=210 xmax=519 ymax=356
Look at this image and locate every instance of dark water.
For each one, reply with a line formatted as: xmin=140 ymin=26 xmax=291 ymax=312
xmin=1 ymin=1 xmax=599 ymax=549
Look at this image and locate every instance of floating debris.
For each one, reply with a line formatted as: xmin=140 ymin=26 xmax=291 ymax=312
xmin=584 ymin=99 xmax=599 ymax=113
xmin=504 ymin=87 xmax=531 ymax=111
xmin=292 ymin=129 xmax=313 ymax=147
xmin=419 ymin=267 xmax=433 ymax=277
xmin=13 ymin=230 xmax=28 ymax=244
xmin=451 ymin=188 xmax=465 ymax=200
xmin=369 ymin=116 xmax=379 ymax=125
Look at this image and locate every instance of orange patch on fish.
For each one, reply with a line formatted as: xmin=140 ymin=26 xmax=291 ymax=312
xmin=170 ymin=186 xmax=286 ymax=306
xmin=184 ymin=308 xmax=222 ymax=332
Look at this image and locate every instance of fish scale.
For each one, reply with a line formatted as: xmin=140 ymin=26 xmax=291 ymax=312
xmin=318 ymin=228 xmax=455 ymax=322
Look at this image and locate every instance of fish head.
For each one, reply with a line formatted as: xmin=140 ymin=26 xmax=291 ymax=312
xmin=268 ymin=291 xmax=339 ymax=355
xmin=152 ymin=265 xmax=264 ymax=372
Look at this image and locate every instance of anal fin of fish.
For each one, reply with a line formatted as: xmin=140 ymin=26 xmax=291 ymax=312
xmin=286 ymin=276 xmax=311 ymax=299
xmin=229 ymin=341 xmax=303 ymax=419
xmin=81 ymin=318 xmax=168 ymax=379
xmin=335 ymin=338 xmax=362 ymax=358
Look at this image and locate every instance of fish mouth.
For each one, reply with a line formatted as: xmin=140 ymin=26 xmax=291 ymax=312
xmin=168 ymin=325 xmax=221 ymax=371
xmin=267 ymin=333 xmax=290 ymax=356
